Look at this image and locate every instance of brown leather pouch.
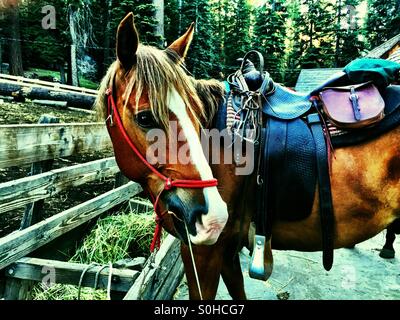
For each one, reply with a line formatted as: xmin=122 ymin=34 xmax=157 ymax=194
xmin=319 ymin=82 xmax=385 ymax=129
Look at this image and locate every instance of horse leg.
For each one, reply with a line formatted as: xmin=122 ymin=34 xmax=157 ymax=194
xmin=181 ymin=243 xmax=223 ymax=300
xmin=379 ymin=221 xmax=398 ymax=259
xmin=221 ymin=250 xmax=246 ymax=300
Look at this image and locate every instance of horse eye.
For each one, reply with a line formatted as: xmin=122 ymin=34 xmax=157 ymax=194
xmin=135 ymin=111 xmax=158 ymax=129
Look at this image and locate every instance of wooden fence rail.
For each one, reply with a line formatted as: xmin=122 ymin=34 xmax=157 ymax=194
xmin=0 ymin=74 xmax=98 ymax=96
xmin=0 ymin=157 xmax=119 ymax=215
xmin=0 ymin=123 xmax=112 ymax=169
xmin=4 ymin=257 xmax=139 ymax=293
xmin=0 ymin=181 xmax=142 ymax=270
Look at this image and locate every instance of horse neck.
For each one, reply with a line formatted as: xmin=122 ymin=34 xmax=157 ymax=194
xmin=193 ymin=78 xmax=225 ymax=129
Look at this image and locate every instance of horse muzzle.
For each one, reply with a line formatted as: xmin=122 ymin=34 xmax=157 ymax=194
xmin=164 ymin=189 xmax=228 ymax=245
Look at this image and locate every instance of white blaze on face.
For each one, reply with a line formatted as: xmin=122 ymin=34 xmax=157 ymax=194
xmin=168 ymin=88 xmax=228 ymax=245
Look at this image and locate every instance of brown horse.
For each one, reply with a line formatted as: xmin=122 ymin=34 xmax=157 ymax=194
xmin=96 ymin=13 xmax=400 ymax=300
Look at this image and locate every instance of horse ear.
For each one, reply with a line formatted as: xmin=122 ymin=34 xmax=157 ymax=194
xmin=116 ymin=12 xmax=139 ymax=70
xmin=167 ymin=22 xmax=195 ymax=60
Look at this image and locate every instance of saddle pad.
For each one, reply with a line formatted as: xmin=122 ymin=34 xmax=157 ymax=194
xmin=262 ymin=84 xmax=312 ymax=120
xmin=264 ymin=117 xmax=317 ymax=222
xmin=332 ymin=85 xmax=400 ymax=147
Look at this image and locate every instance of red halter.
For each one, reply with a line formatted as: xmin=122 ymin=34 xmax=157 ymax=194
xmin=105 ymin=88 xmax=218 ymax=251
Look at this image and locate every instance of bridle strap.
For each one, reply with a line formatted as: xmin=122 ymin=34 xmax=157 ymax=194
xmin=105 ymin=88 xmax=218 ymax=251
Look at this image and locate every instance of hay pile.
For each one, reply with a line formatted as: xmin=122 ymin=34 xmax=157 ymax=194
xmin=33 ymin=204 xmax=155 ymax=300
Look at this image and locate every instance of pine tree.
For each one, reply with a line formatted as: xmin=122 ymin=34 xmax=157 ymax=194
xmin=164 ymin=0 xmax=180 ymax=46
xmin=285 ymin=0 xmax=303 ymax=84
xmin=334 ymin=0 xmax=365 ymax=67
xmin=18 ymin=0 xmax=69 ymax=75
xmin=253 ymin=0 xmax=288 ymax=82
xmin=287 ymin=0 xmax=336 ymax=70
xmin=223 ymin=0 xmax=252 ymax=75
xmin=110 ymin=0 xmax=161 ymax=47
xmin=179 ymin=0 xmax=220 ymax=79
xmin=364 ymin=0 xmax=400 ymax=50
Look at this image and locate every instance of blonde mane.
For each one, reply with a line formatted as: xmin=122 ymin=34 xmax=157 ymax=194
xmin=95 ymin=45 xmax=224 ymax=128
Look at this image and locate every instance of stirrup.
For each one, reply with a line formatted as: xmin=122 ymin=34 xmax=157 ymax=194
xmin=249 ymin=234 xmax=270 ymax=280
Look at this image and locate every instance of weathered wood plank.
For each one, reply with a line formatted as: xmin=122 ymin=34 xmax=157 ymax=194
xmin=0 ymin=274 xmax=5 ymax=298
xmin=0 ymin=73 xmax=98 ymax=95
xmin=0 ymin=157 xmax=119 ymax=215
xmin=153 ymin=254 xmax=184 ymax=300
xmin=32 ymin=100 xmax=68 ymax=108
xmin=123 ymin=235 xmax=184 ymax=300
xmin=0 ymin=123 xmax=112 ymax=169
xmin=0 ymin=182 xmax=142 ymax=270
xmin=3 ymin=278 xmax=34 ymax=300
xmin=4 ymin=257 xmax=139 ymax=293
xmin=20 ymin=115 xmax=60 ymax=229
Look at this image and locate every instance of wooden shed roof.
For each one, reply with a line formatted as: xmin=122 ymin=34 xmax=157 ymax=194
xmin=387 ymin=47 xmax=400 ymax=64
xmin=294 ymin=68 xmax=343 ymax=92
xmin=365 ymin=34 xmax=400 ymax=59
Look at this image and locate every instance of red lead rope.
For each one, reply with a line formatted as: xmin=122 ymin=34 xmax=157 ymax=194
xmin=105 ymin=88 xmax=218 ymax=251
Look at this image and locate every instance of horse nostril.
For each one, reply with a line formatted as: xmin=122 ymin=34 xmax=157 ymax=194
xmin=190 ymin=205 xmax=208 ymax=226
xmin=183 ymin=204 xmax=208 ymax=236
xmin=165 ymin=193 xmax=207 ymax=236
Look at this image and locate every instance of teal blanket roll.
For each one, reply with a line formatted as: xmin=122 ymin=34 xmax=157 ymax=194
xmin=344 ymin=58 xmax=400 ymax=88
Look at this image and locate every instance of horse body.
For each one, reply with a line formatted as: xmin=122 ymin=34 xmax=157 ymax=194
xmin=273 ymin=125 xmax=400 ymax=251
xmin=98 ymin=13 xmax=400 ymax=300
xmin=180 ymin=124 xmax=400 ymax=299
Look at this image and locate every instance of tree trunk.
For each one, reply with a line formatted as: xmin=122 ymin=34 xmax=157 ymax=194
xmin=7 ymin=3 xmax=23 ymax=76
xmin=69 ymin=8 xmax=79 ymax=87
xmin=154 ymin=0 xmax=164 ymax=46
xmin=0 ymin=82 xmax=96 ymax=109
xmin=59 ymin=63 xmax=66 ymax=84
xmin=178 ymin=0 xmax=182 ymax=34
xmin=67 ymin=50 xmax=72 ymax=85
xmin=0 ymin=39 xmax=3 ymax=74
xmin=335 ymin=0 xmax=342 ymax=67
xmin=101 ymin=0 xmax=113 ymax=77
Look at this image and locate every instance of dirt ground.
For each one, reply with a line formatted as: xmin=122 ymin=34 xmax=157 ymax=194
xmin=0 ymin=99 xmax=97 ymax=125
xmin=174 ymin=232 xmax=400 ymax=300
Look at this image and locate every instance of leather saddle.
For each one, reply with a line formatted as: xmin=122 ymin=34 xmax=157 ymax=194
xmin=229 ymin=55 xmax=312 ymax=120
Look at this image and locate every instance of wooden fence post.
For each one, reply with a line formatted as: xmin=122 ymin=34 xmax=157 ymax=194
xmin=114 ymin=172 xmax=129 ymax=188
xmin=19 ymin=115 xmax=60 ymax=230
xmin=3 ymin=278 xmax=34 ymax=300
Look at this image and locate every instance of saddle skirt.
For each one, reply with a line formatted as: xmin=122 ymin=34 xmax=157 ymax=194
xmin=263 ymin=84 xmax=311 ymax=119
xmin=230 ymin=76 xmax=312 ymax=120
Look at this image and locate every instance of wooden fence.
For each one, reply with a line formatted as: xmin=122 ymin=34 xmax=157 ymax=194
xmin=0 ymin=113 xmax=184 ymax=300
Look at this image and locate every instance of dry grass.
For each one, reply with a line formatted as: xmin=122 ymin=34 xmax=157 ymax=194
xmin=32 ymin=202 xmax=155 ymax=300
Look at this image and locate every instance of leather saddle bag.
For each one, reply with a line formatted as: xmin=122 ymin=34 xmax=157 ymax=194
xmin=319 ymin=82 xmax=385 ymax=129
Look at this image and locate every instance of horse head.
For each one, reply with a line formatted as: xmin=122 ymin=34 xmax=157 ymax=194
xmin=96 ymin=13 xmax=228 ymax=246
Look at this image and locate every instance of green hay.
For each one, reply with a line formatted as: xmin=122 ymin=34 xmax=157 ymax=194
xmin=32 ymin=205 xmax=156 ymax=300
xmin=71 ymin=210 xmax=154 ymax=264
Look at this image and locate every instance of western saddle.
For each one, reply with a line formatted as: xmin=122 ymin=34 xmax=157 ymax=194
xmin=220 ymin=50 xmax=400 ymax=280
